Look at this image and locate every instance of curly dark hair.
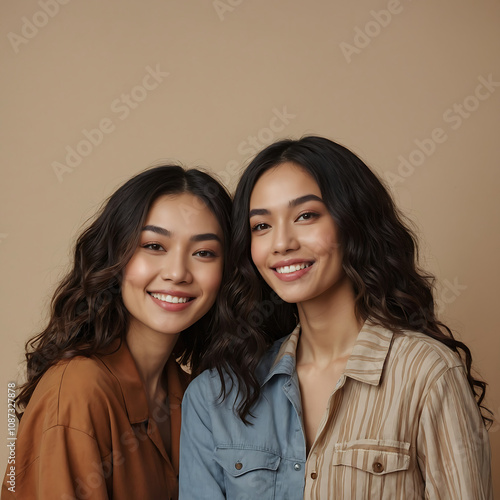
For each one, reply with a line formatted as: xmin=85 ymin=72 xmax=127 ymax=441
xmin=16 ymin=165 xmax=232 ymax=417
xmin=202 ymin=136 xmax=491 ymax=426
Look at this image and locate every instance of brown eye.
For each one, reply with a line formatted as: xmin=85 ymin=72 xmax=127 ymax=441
xmin=194 ymin=250 xmax=217 ymax=258
xmin=251 ymin=223 xmax=270 ymax=232
xmin=296 ymin=212 xmax=319 ymax=222
xmin=142 ymin=243 xmax=165 ymax=251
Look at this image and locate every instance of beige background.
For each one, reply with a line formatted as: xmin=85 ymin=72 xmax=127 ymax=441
xmin=1 ymin=0 xmax=499 ymax=493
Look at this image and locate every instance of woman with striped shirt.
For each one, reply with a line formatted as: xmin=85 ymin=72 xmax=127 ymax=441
xmin=179 ymin=136 xmax=492 ymax=499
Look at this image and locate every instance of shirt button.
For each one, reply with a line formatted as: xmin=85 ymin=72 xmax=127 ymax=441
xmin=310 ymin=472 xmax=318 ymax=479
xmin=235 ymin=462 xmax=243 ymax=470
xmin=293 ymin=463 xmax=301 ymax=471
xmin=372 ymin=461 xmax=384 ymax=473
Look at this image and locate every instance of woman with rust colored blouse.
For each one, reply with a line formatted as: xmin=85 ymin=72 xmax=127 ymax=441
xmin=2 ymin=165 xmax=231 ymax=499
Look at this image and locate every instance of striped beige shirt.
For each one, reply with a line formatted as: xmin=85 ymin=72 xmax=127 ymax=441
xmin=273 ymin=323 xmax=493 ymax=499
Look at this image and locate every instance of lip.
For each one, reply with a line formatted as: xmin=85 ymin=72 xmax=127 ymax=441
xmin=148 ymin=289 xmax=194 ymax=298
xmin=147 ymin=290 xmax=196 ymax=312
xmin=270 ymin=259 xmax=314 ymax=282
xmin=271 ymin=258 xmax=313 ymax=268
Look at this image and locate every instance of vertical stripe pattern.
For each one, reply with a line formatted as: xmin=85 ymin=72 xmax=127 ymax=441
xmin=273 ymin=323 xmax=493 ymax=499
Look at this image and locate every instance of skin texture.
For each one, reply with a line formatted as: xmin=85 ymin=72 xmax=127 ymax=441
xmin=249 ymin=162 xmax=347 ymax=308
xmin=123 ymin=193 xmax=224 ymax=342
xmin=122 ymin=193 xmax=224 ymax=453
xmin=249 ymin=163 xmax=362 ymax=452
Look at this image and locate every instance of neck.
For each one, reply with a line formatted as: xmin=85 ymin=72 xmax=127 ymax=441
xmin=296 ymin=275 xmax=363 ymax=366
xmin=126 ymin=322 xmax=179 ymax=401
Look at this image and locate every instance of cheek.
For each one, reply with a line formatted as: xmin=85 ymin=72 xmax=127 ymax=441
xmin=121 ymin=256 xmax=152 ymax=300
xmin=120 ymin=277 xmax=135 ymax=314
xmin=123 ymin=254 xmax=154 ymax=281
xmin=122 ymin=260 xmax=137 ymax=291
xmin=307 ymin=226 xmax=340 ymax=258
xmin=250 ymin=239 xmax=267 ymax=270
xmin=199 ymin=262 xmax=224 ymax=298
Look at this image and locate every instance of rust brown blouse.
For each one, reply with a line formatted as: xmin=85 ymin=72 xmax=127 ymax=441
xmin=2 ymin=341 xmax=190 ymax=499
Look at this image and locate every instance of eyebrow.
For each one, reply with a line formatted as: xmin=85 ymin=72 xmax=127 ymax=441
xmin=142 ymin=225 xmax=222 ymax=244
xmin=190 ymin=233 xmax=222 ymax=244
xmin=289 ymin=194 xmax=323 ymax=208
xmin=249 ymin=194 xmax=324 ymax=218
xmin=143 ymin=225 xmax=170 ymax=237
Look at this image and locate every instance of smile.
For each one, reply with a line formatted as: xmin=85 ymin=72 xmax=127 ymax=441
xmin=275 ymin=263 xmax=312 ymax=274
xmin=271 ymin=261 xmax=314 ymax=282
xmin=149 ymin=292 xmax=193 ymax=304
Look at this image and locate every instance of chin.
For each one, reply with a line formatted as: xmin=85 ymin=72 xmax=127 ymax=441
xmin=271 ymin=290 xmax=308 ymax=305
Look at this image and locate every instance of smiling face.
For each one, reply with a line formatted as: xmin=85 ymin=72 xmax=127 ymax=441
xmin=249 ymin=162 xmax=351 ymax=306
xmin=121 ymin=193 xmax=224 ymax=339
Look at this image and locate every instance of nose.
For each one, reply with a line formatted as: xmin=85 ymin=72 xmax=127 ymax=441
xmin=160 ymin=249 xmax=193 ymax=284
xmin=272 ymin=221 xmax=299 ymax=255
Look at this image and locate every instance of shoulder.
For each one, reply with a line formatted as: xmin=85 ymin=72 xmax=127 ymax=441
xmin=24 ymin=355 xmax=119 ymax=433
xmin=184 ymin=333 xmax=292 ymax=409
xmin=31 ymin=354 xmax=117 ymax=400
xmin=386 ymin=329 xmax=466 ymax=390
xmin=392 ymin=330 xmax=463 ymax=368
xmin=14 ymin=355 xmax=119 ymax=472
xmin=58 ymin=354 xmax=120 ymax=400
xmin=184 ymin=368 xmax=224 ymax=406
xmin=13 ymin=357 xmax=118 ymax=479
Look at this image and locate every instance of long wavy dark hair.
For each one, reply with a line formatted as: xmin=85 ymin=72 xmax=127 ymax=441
xmin=17 ymin=165 xmax=232 ymax=418
xmin=203 ymin=136 xmax=491 ymax=426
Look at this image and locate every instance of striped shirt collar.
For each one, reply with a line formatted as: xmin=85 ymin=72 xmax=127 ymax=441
xmin=262 ymin=321 xmax=394 ymax=386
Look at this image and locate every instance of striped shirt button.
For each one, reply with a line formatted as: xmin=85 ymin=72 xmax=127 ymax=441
xmin=310 ymin=472 xmax=318 ymax=479
xmin=372 ymin=462 xmax=384 ymax=473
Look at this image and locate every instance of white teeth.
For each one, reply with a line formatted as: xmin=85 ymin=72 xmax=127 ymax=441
xmin=150 ymin=293 xmax=189 ymax=303
xmin=275 ymin=263 xmax=311 ymax=274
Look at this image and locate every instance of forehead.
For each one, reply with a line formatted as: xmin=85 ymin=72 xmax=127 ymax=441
xmin=250 ymin=162 xmax=321 ymax=209
xmin=146 ymin=193 xmax=223 ymax=235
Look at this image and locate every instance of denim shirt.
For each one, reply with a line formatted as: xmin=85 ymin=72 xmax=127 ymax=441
xmin=179 ymin=331 xmax=306 ymax=500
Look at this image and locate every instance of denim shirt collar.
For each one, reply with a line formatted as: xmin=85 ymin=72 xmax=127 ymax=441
xmin=261 ymin=321 xmax=394 ymax=387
